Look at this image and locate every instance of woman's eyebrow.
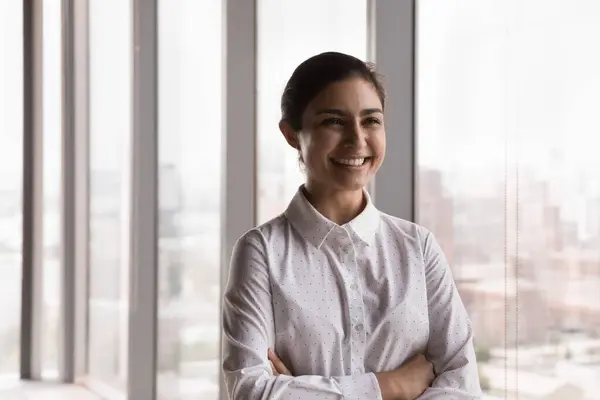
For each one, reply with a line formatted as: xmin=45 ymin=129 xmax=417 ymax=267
xmin=316 ymin=108 xmax=347 ymax=116
xmin=360 ymin=108 xmax=383 ymax=116
xmin=315 ymin=108 xmax=383 ymax=116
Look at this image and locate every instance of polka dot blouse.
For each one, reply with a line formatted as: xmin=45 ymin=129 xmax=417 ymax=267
xmin=222 ymin=186 xmax=482 ymax=399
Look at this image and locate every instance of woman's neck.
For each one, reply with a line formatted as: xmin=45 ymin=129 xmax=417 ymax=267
xmin=302 ymin=184 xmax=366 ymax=226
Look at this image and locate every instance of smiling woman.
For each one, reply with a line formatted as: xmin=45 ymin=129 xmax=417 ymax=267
xmin=221 ymin=52 xmax=483 ymax=400
xmin=278 ymin=53 xmax=386 ymax=204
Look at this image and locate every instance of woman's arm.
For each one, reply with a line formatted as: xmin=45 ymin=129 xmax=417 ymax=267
xmin=417 ymin=229 xmax=483 ymax=399
xmin=269 ymin=349 xmax=435 ymax=400
xmin=222 ymin=231 xmax=383 ymax=400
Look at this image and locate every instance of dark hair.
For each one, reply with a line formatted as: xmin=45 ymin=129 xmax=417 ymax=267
xmin=280 ymin=52 xmax=385 ymax=132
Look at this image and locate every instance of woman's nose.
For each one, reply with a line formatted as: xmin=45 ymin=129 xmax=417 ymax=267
xmin=345 ymin=121 xmax=367 ymax=145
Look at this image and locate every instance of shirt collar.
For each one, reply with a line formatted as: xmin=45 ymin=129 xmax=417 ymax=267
xmin=284 ymin=185 xmax=380 ymax=249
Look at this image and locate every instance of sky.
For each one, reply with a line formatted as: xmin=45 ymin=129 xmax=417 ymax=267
xmin=2 ymin=0 xmax=600 ymax=200
xmin=0 ymin=1 xmax=23 ymax=191
xmin=418 ymin=0 xmax=600 ymax=174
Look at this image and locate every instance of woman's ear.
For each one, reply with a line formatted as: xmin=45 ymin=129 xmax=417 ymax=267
xmin=279 ymin=120 xmax=300 ymax=151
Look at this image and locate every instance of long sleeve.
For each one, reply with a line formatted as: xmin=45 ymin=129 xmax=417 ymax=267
xmin=221 ymin=231 xmax=382 ymax=400
xmin=418 ymin=230 xmax=483 ymax=399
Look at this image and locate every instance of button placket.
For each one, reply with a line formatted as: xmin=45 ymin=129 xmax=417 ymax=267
xmin=338 ymin=231 xmax=366 ymax=374
xmin=348 ymin=278 xmax=366 ymax=373
xmin=350 ymin=317 xmax=366 ymax=373
xmin=341 ymin=245 xmax=353 ymax=263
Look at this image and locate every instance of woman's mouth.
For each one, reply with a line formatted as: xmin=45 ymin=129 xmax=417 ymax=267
xmin=331 ymin=157 xmax=371 ymax=167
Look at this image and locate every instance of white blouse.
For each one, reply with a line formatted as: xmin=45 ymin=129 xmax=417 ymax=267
xmin=222 ymin=187 xmax=482 ymax=399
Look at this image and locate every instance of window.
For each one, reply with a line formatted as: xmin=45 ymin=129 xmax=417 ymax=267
xmin=87 ymin=0 xmax=132 ymax=391
xmin=0 ymin=0 xmax=23 ymax=381
xmin=417 ymin=0 xmax=600 ymax=398
xmin=256 ymin=0 xmax=368 ymax=223
xmin=41 ymin=0 xmax=62 ymax=379
xmin=156 ymin=1 xmax=223 ymax=398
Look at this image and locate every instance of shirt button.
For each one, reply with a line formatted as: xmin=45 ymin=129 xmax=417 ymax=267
xmin=350 ymin=283 xmax=359 ymax=291
xmin=355 ymin=323 xmax=364 ymax=332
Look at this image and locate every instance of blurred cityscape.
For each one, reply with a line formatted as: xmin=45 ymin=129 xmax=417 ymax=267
xmin=2 ymin=154 xmax=600 ymax=399
xmin=419 ymin=166 xmax=600 ymax=399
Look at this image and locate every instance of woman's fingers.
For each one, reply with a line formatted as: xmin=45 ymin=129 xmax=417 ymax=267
xmin=268 ymin=348 xmax=292 ymax=375
xmin=270 ymin=360 xmax=279 ymax=376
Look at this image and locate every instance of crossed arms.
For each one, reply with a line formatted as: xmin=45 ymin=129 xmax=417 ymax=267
xmin=222 ymin=232 xmax=482 ymax=400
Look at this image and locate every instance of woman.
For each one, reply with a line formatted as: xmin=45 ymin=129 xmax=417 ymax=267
xmin=222 ymin=52 xmax=482 ymax=399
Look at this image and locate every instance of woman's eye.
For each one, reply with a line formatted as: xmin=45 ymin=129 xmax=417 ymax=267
xmin=363 ymin=117 xmax=382 ymax=126
xmin=322 ymin=118 xmax=344 ymax=126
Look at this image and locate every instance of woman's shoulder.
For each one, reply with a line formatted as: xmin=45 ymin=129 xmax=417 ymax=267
xmin=376 ymin=213 xmax=447 ymax=266
xmin=235 ymin=213 xmax=289 ymax=248
xmin=377 ymin=211 xmax=432 ymax=242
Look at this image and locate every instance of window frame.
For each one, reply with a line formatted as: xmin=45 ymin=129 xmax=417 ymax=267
xmin=19 ymin=0 xmax=418 ymax=398
xmin=370 ymin=0 xmax=417 ymax=221
xmin=127 ymin=1 xmax=159 ymax=399
xmin=70 ymin=0 xmax=91 ymax=383
xmin=20 ymin=0 xmax=39 ymax=380
xmin=21 ymin=0 xmax=90 ymax=384
xmin=220 ymin=1 xmax=258 ymax=398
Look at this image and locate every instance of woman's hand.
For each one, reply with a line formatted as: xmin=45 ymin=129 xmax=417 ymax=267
xmin=375 ymin=354 xmax=435 ymax=400
xmin=268 ymin=348 xmax=293 ymax=376
xmin=267 ymin=348 xmax=433 ymax=400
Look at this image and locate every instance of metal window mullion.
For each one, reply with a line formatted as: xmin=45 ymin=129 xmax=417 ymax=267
xmin=21 ymin=0 xmax=45 ymax=381
xmin=365 ymin=0 xmax=376 ymax=196
xmin=128 ymin=0 xmax=159 ymax=399
xmin=71 ymin=0 xmax=90 ymax=381
xmin=59 ymin=0 xmax=76 ymax=383
xmin=21 ymin=0 xmax=35 ymax=379
xmin=220 ymin=0 xmax=257 ymax=399
xmin=371 ymin=0 xmax=416 ymax=221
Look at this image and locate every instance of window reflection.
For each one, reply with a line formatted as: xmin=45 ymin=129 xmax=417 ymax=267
xmin=88 ymin=0 xmax=132 ymax=391
xmin=417 ymin=0 xmax=600 ymax=398
xmin=157 ymin=1 xmax=223 ymax=398
xmin=0 ymin=0 xmax=23 ymax=380
xmin=41 ymin=0 xmax=62 ymax=379
xmin=256 ymin=0 xmax=368 ymax=224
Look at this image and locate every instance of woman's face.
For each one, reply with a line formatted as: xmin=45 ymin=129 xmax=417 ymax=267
xmin=282 ymin=77 xmax=386 ymax=193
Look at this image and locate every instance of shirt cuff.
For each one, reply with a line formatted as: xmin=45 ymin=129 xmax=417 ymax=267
xmin=336 ymin=372 xmax=383 ymax=400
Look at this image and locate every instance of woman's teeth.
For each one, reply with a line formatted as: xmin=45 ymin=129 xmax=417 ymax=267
xmin=335 ymin=158 xmax=366 ymax=166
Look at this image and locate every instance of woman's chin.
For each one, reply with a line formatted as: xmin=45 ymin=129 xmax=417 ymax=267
xmin=329 ymin=177 xmax=370 ymax=192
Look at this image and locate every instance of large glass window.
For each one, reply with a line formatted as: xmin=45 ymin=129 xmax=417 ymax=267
xmin=0 ymin=0 xmax=23 ymax=381
xmin=156 ymin=1 xmax=223 ymax=398
xmin=256 ymin=0 xmax=368 ymax=223
xmin=87 ymin=0 xmax=132 ymax=391
xmin=417 ymin=1 xmax=600 ymax=398
xmin=41 ymin=0 xmax=62 ymax=379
